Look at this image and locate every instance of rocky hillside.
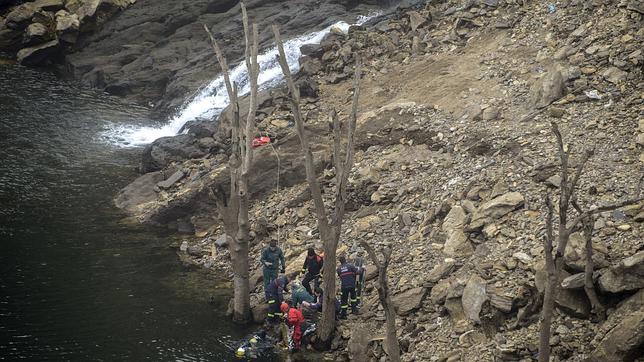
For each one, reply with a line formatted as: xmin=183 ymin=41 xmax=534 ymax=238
xmin=118 ymin=0 xmax=644 ymax=361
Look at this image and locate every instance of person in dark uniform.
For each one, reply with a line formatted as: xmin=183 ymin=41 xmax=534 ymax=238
xmin=336 ymin=255 xmax=358 ymax=319
xmin=301 ymin=247 xmax=323 ymax=296
xmin=265 ymin=273 xmax=294 ymax=323
xmin=261 ymin=240 xmax=285 ymax=300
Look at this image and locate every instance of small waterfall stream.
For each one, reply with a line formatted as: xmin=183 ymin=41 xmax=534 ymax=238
xmin=104 ymin=14 xmax=378 ymax=147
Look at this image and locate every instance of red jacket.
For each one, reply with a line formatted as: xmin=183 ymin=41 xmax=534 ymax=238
xmin=286 ymin=307 xmax=304 ymax=326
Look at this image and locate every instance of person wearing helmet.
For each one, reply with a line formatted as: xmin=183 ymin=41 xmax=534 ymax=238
xmin=261 ymin=239 xmax=285 ymax=300
xmin=281 ymin=302 xmax=305 ymax=350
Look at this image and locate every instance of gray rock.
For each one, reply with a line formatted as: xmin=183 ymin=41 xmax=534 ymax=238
xmin=156 ymin=170 xmax=185 ymax=189
xmin=462 ymin=274 xmax=487 ymax=323
xmin=16 ymin=38 xmax=59 ymax=65
xmin=589 ymin=289 xmax=644 ymax=361
xmin=442 ymin=206 xmax=473 ymax=257
xmin=561 ymin=272 xmax=585 ymax=289
xmin=0 ymin=28 xmax=23 ymax=51
xmin=393 ymin=287 xmax=427 ymax=316
xmin=487 ymin=287 xmax=513 ymax=313
xmin=536 ymin=265 xmax=590 ymax=317
xmin=300 ymin=43 xmax=324 ymax=58
xmin=469 ymin=192 xmax=524 ymax=229
xmin=602 ymin=66 xmax=628 ymax=84
xmin=215 ymin=234 xmax=231 ymax=248
xmin=34 ymin=0 xmax=64 ymax=12
xmin=24 ymin=22 xmax=50 ymax=44
xmin=5 ymin=3 xmax=38 ymax=29
xmin=430 ymin=279 xmax=451 ymax=305
xmin=427 ymin=258 xmax=457 ymax=283
xmin=529 ymin=68 xmax=566 ymax=109
xmin=407 ymin=11 xmax=428 ymax=32
xmin=140 ymin=134 xmax=205 ymax=173
xmin=481 ymin=106 xmax=499 ymax=120
xmin=564 ymin=232 xmax=609 ymax=271
xmin=598 ymin=251 xmax=644 ymax=293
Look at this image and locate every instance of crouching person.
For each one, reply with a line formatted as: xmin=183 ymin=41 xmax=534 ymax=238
xmin=281 ymin=302 xmax=305 ymax=351
xmin=266 ymin=273 xmax=294 ymax=323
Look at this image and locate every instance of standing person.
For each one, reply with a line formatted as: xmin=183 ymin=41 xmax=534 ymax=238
xmin=336 ymin=255 xmax=358 ymax=319
xmin=265 ymin=273 xmax=294 ymax=323
xmin=353 ymin=251 xmax=366 ymax=306
xmin=281 ymin=302 xmax=305 ymax=350
xmin=301 ymin=247 xmax=323 ymax=296
xmin=261 ymin=239 xmax=285 ymax=300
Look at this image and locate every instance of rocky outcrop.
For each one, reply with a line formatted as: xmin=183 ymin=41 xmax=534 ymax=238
xmin=0 ymin=0 xmax=135 ymax=65
xmin=598 ymin=251 xmax=644 ymax=294
xmin=588 ymin=289 xmax=644 ymax=361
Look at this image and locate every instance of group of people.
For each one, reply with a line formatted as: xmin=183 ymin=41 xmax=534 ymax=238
xmin=259 ymin=240 xmax=366 ymax=351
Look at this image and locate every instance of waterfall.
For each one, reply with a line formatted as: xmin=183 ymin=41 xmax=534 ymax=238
xmin=104 ymin=13 xmax=379 ymax=148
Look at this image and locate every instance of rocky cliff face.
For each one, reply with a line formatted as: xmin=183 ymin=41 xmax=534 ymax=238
xmin=62 ymin=0 xmax=387 ymax=114
xmin=1 ymin=0 xmax=391 ymax=114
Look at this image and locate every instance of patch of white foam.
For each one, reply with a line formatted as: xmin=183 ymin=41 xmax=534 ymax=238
xmin=103 ymin=12 xmax=382 ymax=147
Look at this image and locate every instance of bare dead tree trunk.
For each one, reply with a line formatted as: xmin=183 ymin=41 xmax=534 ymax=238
xmin=360 ymin=242 xmax=401 ymax=362
xmin=571 ymin=199 xmax=605 ymax=318
xmin=272 ymin=25 xmax=361 ymax=346
xmin=538 ymin=122 xmax=643 ymax=361
xmin=203 ymin=1 xmax=259 ymax=323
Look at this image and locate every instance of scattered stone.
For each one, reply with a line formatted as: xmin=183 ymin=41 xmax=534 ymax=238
xmin=408 ymin=11 xmax=428 ymax=32
xmin=393 ymin=287 xmax=428 ymax=316
xmin=469 ymin=192 xmax=524 ymax=229
xmin=156 ymin=170 xmax=185 ymax=190
xmin=442 ymin=206 xmax=473 ymax=256
xmin=602 ymin=67 xmax=628 ymax=84
xmin=427 ymin=259 xmax=457 ymax=283
xmin=215 ymin=234 xmax=231 ymax=248
xmin=561 ymin=272 xmax=585 ymax=289
xmin=529 ymin=68 xmax=566 ymax=109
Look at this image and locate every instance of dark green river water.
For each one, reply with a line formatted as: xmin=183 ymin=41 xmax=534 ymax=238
xmin=0 ymin=64 xmax=247 ymax=361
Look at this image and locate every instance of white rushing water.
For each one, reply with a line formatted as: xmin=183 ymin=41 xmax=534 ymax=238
xmin=105 ymin=13 xmax=379 ymax=147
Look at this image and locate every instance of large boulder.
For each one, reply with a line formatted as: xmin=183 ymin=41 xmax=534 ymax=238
xmin=114 ymin=171 xmax=164 ymax=215
xmin=529 ymin=68 xmax=566 ymax=109
xmin=0 ymin=28 xmax=23 ymax=51
xmin=598 ymin=251 xmax=644 ymax=293
xmin=16 ymin=38 xmax=59 ymax=65
xmin=24 ymin=22 xmax=52 ymax=45
xmin=140 ymin=134 xmax=206 ymax=173
xmin=442 ymin=206 xmax=473 ymax=257
xmin=55 ymin=10 xmax=79 ymax=44
xmin=588 ymin=289 xmax=644 ymax=361
xmin=462 ymin=274 xmax=487 ymax=324
xmin=535 ymin=264 xmax=590 ymax=317
xmin=563 ymin=232 xmax=609 ymax=271
xmin=4 ymin=2 xmax=38 ymax=29
xmin=392 ymin=287 xmax=427 ymax=316
xmin=469 ymin=192 xmax=524 ymax=229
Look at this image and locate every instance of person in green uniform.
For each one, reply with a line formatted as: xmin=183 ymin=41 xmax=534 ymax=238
xmin=261 ymin=239 xmax=285 ymax=300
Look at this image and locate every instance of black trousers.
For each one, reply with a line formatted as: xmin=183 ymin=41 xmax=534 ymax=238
xmin=302 ymin=273 xmax=320 ymax=296
xmin=340 ymin=287 xmax=357 ymax=316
